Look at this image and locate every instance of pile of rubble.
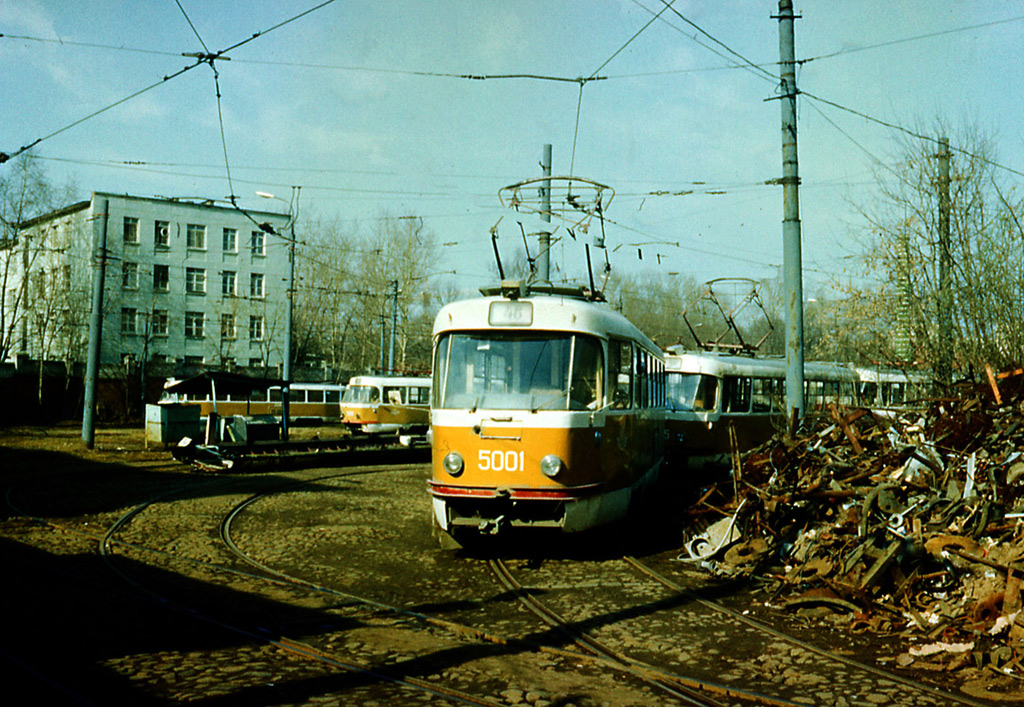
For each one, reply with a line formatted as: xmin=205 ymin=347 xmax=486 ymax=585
xmin=683 ymin=370 xmax=1024 ymax=677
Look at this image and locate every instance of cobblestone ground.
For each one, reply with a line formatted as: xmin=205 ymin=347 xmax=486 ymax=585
xmin=1 ymin=425 xmax=1020 ymax=705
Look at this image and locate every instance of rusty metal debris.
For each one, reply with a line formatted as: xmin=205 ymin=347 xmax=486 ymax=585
xmin=680 ymin=368 xmax=1024 ymax=679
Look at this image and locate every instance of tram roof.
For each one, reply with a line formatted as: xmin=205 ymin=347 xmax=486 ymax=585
xmin=434 ymin=289 xmax=660 ymax=354
xmin=664 ymin=349 xmax=861 ymax=382
xmin=346 ymin=374 xmax=431 ymax=387
xmin=163 ymin=371 xmax=287 ymax=397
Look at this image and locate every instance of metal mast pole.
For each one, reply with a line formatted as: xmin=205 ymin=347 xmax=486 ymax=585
xmin=538 ymin=144 xmax=552 ymax=283
xmin=937 ymin=137 xmax=952 ymax=386
xmin=387 ymin=279 xmax=398 ymax=373
xmin=777 ymin=0 xmax=805 ymax=426
xmin=82 ymin=199 xmax=109 ymax=448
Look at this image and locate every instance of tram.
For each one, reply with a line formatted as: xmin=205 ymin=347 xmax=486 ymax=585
xmin=663 ymin=347 xmax=928 ymax=464
xmin=163 ymin=380 xmax=345 ymax=423
xmin=428 ymin=283 xmax=666 ymax=539
xmin=340 ymin=374 xmax=431 ymax=435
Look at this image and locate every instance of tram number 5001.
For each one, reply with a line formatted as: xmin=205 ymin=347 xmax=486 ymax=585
xmin=477 ymin=449 xmax=525 ymax=472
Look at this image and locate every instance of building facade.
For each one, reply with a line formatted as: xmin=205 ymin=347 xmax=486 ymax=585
xmin=12 ymin=192 xmax=291 ymax=370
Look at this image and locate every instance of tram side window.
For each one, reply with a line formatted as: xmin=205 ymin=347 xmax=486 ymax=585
xmin=270 ymin=388 xmax=282 ymax=402
xmin=569 ymin=336 xmax=603 ymax=410
xmin=306 ymin=389 xmax=324 ymax=403
xmin=325 ymin=390 xmax=341 ymax=404
xmin=860 ymin=382 xmax=878 ymax=407
xmin=805 ymin=380 xmax=824 ymax=409
xmin=635 ymin=348 xmax=648 ymax=408
xmin=384 ymin=387 xmax=404 ymax=405
xmin=722 ymin=376 xmax=751 ymax=413
xmin=752 ymin=378 xmax=773 ymax=412
xmin=609 ymin=340 xmax=632 ymax=409
xmin=409 ymin=386 xmax=430 ymax=405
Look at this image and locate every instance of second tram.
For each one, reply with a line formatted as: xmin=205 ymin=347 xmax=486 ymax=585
xmin=340 ymin=374 xmax=432 ymax=435
xmin=663 ymin=347 xmax=928 ymax=465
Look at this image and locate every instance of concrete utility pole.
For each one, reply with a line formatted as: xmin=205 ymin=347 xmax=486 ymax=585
xmin=387 ymin=279 xmax=398 ymax=373
xmin=281 ymin=214 xmax=295 ymax=442
xmin=538 ymin=144 xmax=552 ymax=283
xmin=82 ymin=199 xmax=109 ymax=448
xmin=777 ymin=0 xmax=805 ymax=425
xmin=937 ymin=137 xmax=953 ymax=386
xmin=258 ymin=187 xmax=299 ymax=442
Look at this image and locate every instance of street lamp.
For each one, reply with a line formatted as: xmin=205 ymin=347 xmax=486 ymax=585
xmin=257 ymin=188 xmax=299 ymax=442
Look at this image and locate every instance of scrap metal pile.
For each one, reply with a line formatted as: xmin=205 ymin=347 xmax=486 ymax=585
xmin=683 ymin=371 xmax=1024 ymax=676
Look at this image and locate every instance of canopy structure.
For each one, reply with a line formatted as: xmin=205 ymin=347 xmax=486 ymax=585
xmin=163 ymin=372 xmax=286 ymax=414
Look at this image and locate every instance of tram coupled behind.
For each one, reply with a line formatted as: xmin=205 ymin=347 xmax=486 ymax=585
xmin=429 ymin=284 xmax=666 ymax=539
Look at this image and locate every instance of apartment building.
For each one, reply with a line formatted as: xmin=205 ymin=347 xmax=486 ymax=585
xmin=10 ymin=192 xmax=291 ymax=370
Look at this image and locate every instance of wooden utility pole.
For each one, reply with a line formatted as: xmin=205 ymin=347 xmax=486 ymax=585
xmin=777 ymin=0 xmax=805 ymax=424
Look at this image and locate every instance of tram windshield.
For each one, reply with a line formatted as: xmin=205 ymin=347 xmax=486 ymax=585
xmin=666 ymin=372 xmax=718 ymax=412
xmin=434 ymin=332 xmax=603 ymax=411
xmin=342 ymin=385 xmax=380 ymax=404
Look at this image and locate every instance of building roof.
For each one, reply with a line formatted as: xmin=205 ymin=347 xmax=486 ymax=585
xmin=16 ymin=200 xmax=90 ymax=229
xmin=17 ymin=192 xmax=289 ymax=229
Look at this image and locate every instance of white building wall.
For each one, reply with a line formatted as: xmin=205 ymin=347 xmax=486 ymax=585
xmin=17 ymin=192 xmax=290 ymax=368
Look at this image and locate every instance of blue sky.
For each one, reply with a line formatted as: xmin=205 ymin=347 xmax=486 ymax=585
xmin=3 ymin=1 xmax=1023 ymax=298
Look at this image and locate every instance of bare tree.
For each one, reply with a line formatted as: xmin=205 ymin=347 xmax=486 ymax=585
xmin=291 ymin=214 xmax=438 ymax=377
xmin=850 ymin=121 xmax=1024 ymax=376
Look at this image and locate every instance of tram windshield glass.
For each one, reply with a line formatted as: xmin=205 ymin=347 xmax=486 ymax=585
xmin=342 ymin=385 xmax=380 ymax=404
xmin=434 ymin=332 xmax=603 ymax=411
xmin=666 ymin=372 xmax=718 ymax=412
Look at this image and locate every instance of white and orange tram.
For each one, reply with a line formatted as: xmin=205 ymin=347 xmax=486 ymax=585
xmin=340 ymin=374 xmax=431 ymax=435
xmin=428 ymin=283 xmax=666 ymax=539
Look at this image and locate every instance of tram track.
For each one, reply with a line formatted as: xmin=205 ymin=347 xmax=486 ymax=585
xmin=488 ymin=557 xmax=792 ymax=707
xmin=96 ymin=466 xmax=512 ymax=706
xmin=622 ymin=555 xmax=994 ymax=707
xmin=484 ymin=550 xmax=997 ymax=707
xmin=3 ymin=456 xmax=1010 ymax=705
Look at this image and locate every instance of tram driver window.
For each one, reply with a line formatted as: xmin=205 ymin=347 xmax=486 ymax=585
xmin=692 ymin=375 xmax=718 ymax=412
xmin=384 ymin=387 xmax=404 ymax=405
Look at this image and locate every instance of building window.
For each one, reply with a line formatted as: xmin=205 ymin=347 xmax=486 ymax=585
xmin=251 ymin=230 xmax=265 ymax=256
xmin=153 ymin=264 xmax=169 ymax=292
xmin=152 ymin=309 xmax=169 ymax=336
xmin=249 ymin=357 xmax=264 ymax=368
xmin=249 ymin=315 xmax=264 ymax=341
xmin=123 ymin=217 xmax=139 ymax=244
xmin=122 ymin=262 xmax=139 ymax=290
xmin=184 ymin=355 xmax=205 ymax=366
xmin=221 ymin=271 xmax=236 ymax=297
xmin=121 ymin=307 xmax=137 ymax=334
xmin=221 ymin=313 xmax=236 ymax=340
xmin=185 ymin=311 xmax=205 ymax=338
xmin=223 ymin=227 xmax=237 ymax=252
xmin=186 ymin=267 xmax=206 ymax=294
xmin=250 ymin=272 xmax=264 ymax=298
xmin=186 ymin=223 xmax=206 ymax=250
xmin=154 ymin=220 xmax=170 ymax=249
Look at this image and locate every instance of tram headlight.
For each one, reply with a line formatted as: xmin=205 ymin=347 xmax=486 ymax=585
xmin=442 ymin=451 xmax=464 ymax=477
xmin=540 ymin=454 xmax=564 ymax=478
